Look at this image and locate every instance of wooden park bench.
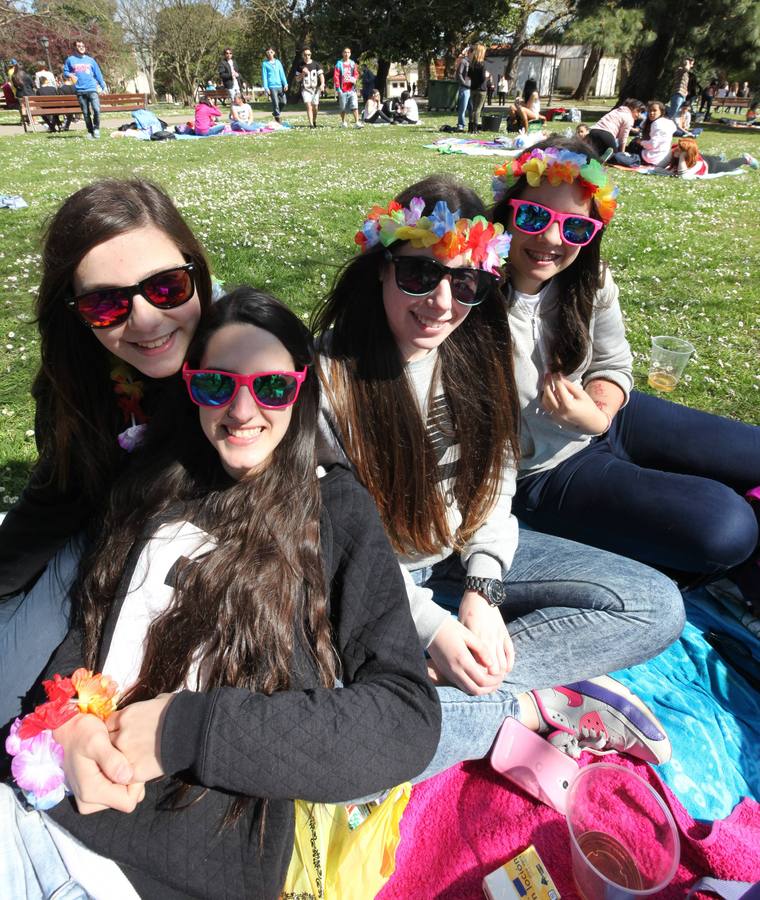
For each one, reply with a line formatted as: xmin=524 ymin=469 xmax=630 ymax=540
xmin=712 ymin=96 xmax=752 ymax=112
xmin=199 ymin=89 xmax=230 ymax=106
xmin=21 ymin=92 xmax=148 ymax=133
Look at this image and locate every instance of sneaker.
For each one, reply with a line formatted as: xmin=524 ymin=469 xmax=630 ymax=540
xmin=341 ymin=120 xmax=348 ymax=128
xmin=743 ymin=153 xmax=759 ymax=169
xmin=85 ymin=133 xmax=95 ymax=140
xmin=600 ymin=147 xmax=614 ymax=164
xmin=93 ymin=128 xmax=100 ymax=139
xmin=354 ymin=121 xmax=364 ymax=128
xmin=531 ymin=675 xmax=671 ymax=764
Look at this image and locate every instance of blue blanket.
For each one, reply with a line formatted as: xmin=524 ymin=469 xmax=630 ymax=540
xmin=613 ymin=587 xmax=760 ymax=821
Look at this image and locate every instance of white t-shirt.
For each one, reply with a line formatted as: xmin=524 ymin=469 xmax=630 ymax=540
xmin=402 ymin=98 xmax=419 ymax=121
xmin=232 ymin=102 xmax=253 ymax=122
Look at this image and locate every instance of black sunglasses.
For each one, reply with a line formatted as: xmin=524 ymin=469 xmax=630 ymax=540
xmin=67 ymin=263 xmax=196 ymax=329
xmin=385 ymin=252 xmax=495 ymax=306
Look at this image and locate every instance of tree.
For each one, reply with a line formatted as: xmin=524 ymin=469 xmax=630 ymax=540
xmin=154 ymin=0 xmax=241 ymax=102
xmin=493 ymin=0 xmax=572 ymax=86
xmin=116 ymin=0 xmax=166 ymax=100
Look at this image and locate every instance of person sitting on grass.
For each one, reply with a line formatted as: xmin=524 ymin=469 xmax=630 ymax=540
xmin=0 ymin=288 xmax=441 ymax=899
xmin=490 ymin=136 xmax=760 ymax=594
xmin=613 ymin=100 xmax=676 ymax=167
xmin=194 ymin=96 xmax=224 ymax=135
xmin=229 ymin=94 xmax=257 ymax=132
xmin=587 ymin=98 xmax=645 ymax=157
xmin=666 ymin=136 xmax=759 ymax=176
xmin=362 ymin=88 xmax=393 ymax=124
xmin=312 ymin=173 xmax=685 ymax=783
xmin=394 ymin=90 xmax=419 ymax=125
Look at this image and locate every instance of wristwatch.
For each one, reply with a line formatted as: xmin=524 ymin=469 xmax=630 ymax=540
xmin=464 ymin=576 xmax=506 ymax=607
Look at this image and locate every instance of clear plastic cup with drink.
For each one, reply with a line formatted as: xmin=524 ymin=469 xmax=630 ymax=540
xmin=648 ymin=335 xmax=695 ymax=392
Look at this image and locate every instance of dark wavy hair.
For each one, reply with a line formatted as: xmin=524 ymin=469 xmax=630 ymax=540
xmin=32 ymin=179 xmax=213 ymax=500
xmin=490 ymin=135 xmax=610 ymax=374
xmin=311 ymin=174 xmax=520 ymax=557
xmin=78 ymin=288 xmax=332 ymax=823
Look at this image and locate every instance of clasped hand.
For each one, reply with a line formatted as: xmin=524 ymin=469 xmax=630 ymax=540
xmin=427 ymin=590 xmax=514 ymax=696
xmin=53 ymin=694 xmax=173 ymax=815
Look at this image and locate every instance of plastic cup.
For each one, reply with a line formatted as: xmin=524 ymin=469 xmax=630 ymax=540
xmin=565 ymin=764 xmax=680 ymax=900
xmin=647 ymin=335 xmax=694 ymax=392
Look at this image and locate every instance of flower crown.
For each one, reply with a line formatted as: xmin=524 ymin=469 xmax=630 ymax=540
xmin=492 ymin=148 xmax=618 ymax=225
xmin=354 ymin=197 xmax=511 ymax=275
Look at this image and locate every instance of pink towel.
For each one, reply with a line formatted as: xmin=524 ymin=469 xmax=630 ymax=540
xmin=380 ymin=756 xmax=760 ymax=899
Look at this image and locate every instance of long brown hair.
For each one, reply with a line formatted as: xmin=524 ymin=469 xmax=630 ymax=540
xmin=674 ymin=136 xmax=699 ymax=168
xmin=490 ymin=136 xmax=608 ymax=375
xmin=33 ymin=179 xmax=213 ymax=500
xmin=312 ymin=174 xmax=519 ymax=557
xmin=79 ymin=288 xmax=333 ymax=697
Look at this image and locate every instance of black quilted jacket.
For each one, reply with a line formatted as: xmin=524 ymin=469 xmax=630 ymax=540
xmin=38 ymin=466 xmax=441 ymax=898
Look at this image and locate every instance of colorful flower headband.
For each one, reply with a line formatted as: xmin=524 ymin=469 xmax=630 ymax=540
xmin=354 ymin=197 xmax=511 ymax=275
xmin=492 ymin=148 xmax=618 ymax=225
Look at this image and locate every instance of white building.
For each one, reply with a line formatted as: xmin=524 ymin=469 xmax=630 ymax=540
xmin=486 ymin=44 xmax=619 ymax=99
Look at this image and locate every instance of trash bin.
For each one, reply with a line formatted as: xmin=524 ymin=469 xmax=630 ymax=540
xmin=427 ymin=79 xmax=459 ymax=111
xmin=481 ymin=114 xmax=503 ymax=132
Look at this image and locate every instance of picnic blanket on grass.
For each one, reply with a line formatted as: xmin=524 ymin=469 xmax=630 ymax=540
xmin=424 ymin=134 xmax=545 ymax=157
xmin=609 ymin=163 xmax=745 ymax=179
xmin=382 ymin=589 xmax=760 ymax=898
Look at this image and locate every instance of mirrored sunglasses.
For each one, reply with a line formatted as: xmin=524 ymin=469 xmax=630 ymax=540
xmin=67 ymin=263 xmax=196 ymax=329
xmin=182 ymin=363 xmax=307 ymax=409
xmin=508 ymin=199 xmax=603 ymax=247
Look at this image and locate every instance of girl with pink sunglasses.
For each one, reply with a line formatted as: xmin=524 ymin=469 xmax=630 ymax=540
xmin=491 ymin=136 xmax=759 ymax=599
xmin=0 ymin=288 xmax=440 ymax=898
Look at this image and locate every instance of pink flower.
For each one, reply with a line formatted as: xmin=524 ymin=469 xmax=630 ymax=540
xmin=10 ymin=730 xmax=67 ymax=807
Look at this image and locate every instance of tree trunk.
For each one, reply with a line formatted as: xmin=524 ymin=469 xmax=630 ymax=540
xmin=617 ymin=28 xmax=674 ymax=105
xmin=376 ymin=57 xmax=390 ymax=99
xmin=572 ymin=44 xmax=602 ymax=100
xmin=502 ymin=15 xmax=530 ymax=86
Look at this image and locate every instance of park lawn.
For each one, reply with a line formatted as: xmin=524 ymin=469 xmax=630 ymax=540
xmin=0 ymin=110 xmax=758 ymax=506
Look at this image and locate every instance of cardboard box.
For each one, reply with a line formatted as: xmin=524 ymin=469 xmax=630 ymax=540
xmin=483 ymin=844 xmax=560 ymax=900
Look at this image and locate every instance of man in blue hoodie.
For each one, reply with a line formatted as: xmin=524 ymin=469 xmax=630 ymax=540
xmin=63 ymin=40 xmax=106 ymax=138
xmin=261 ymin=47 xmax=288 ymax=122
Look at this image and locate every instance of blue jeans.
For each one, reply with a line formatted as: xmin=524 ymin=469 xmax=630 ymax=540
xmin=456 ymin=87 xmax=470 ymax=129
xmin=76 ymin=91 xmax=100 ymax=134
xmin=0 ymin=536 xmax=83 ymax=726
xmin=613 ymin=150 xmax=642 ymax=167
xmin=514 ymin=391 xmax=760 ymax=576
xmin=0 ymin=786 xmax=88 ymax=899
xmin=269 ymin=88 xmax=286 ymax=119
xmin=196 ymin=124 xmax=225 ymax=136
xmin=668 ymin=92 xmax=686 ymax=119
xmin=413 ymin=528 xmax=684 ymax=781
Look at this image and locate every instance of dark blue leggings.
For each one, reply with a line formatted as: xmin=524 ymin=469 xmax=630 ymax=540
xmin=514 ymin=391 xmax=760 ymax=576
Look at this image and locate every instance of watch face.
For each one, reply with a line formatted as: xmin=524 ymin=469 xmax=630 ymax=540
xmin=488 ymin=580 xmax=506 ymax=604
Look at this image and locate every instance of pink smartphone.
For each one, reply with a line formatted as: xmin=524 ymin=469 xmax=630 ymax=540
xmin=489 ymin=717 xmax=579 ymax=814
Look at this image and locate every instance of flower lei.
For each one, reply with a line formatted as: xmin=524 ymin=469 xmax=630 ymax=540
xmin=5 ymin=669 xmax=119 ymax=810
xmin=492 ymin=147 xmax=619 ymax=225
xmin=111 ymin=358 xmax=148 ymax=452
xmin=354 ymin=197 xmax=511 ymax=275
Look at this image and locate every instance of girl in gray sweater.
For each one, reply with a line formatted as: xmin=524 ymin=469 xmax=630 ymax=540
xmin=313 ymin=174 xmax=683 ymax=779
xmin=491 ymin=136 xmax=759 ymax=595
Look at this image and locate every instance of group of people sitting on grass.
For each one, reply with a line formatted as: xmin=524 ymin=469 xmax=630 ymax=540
xmin=1 ymin=136 xmax=758 ymax=898
xmin=584 ymin=97 xmax=759 ymax=173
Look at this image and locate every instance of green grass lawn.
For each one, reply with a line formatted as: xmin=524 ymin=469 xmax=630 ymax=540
xmin=0 ymin=109 xmax=758 ymax=507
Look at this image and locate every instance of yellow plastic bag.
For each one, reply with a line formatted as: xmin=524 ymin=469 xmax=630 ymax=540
xmin=281 ymin=784 xmax=411 ymax=900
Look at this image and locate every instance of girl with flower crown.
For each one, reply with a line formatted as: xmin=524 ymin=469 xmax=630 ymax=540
xmin=312 ymin=173 xmax=684 ymax=780
xmin=0 ymin=180 xmax=215 ymax=726
xmin=491 ymin=136 xmax=760 ymax=591
xmin=1 ymin=288 xmax=440 ymax=899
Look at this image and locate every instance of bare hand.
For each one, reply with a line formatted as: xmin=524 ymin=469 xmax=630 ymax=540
xmin=107 ymin=694 xmax=174 ymax=783
xmin=458 ymin=589 xmax=514 ymax=676
xmin=427 ymin=618 xmax=505 ymax=696
xmin=541 ymin=374 xmax=608 ymax=433
xmin=54 ymin=714 xmax=145 ymax=815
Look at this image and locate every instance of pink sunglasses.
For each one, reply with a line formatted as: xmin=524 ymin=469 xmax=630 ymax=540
xmin=182 ymin=363 xmax=307 ymax=409
xmin=508 ymin=199 xmax=603 ymax=247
